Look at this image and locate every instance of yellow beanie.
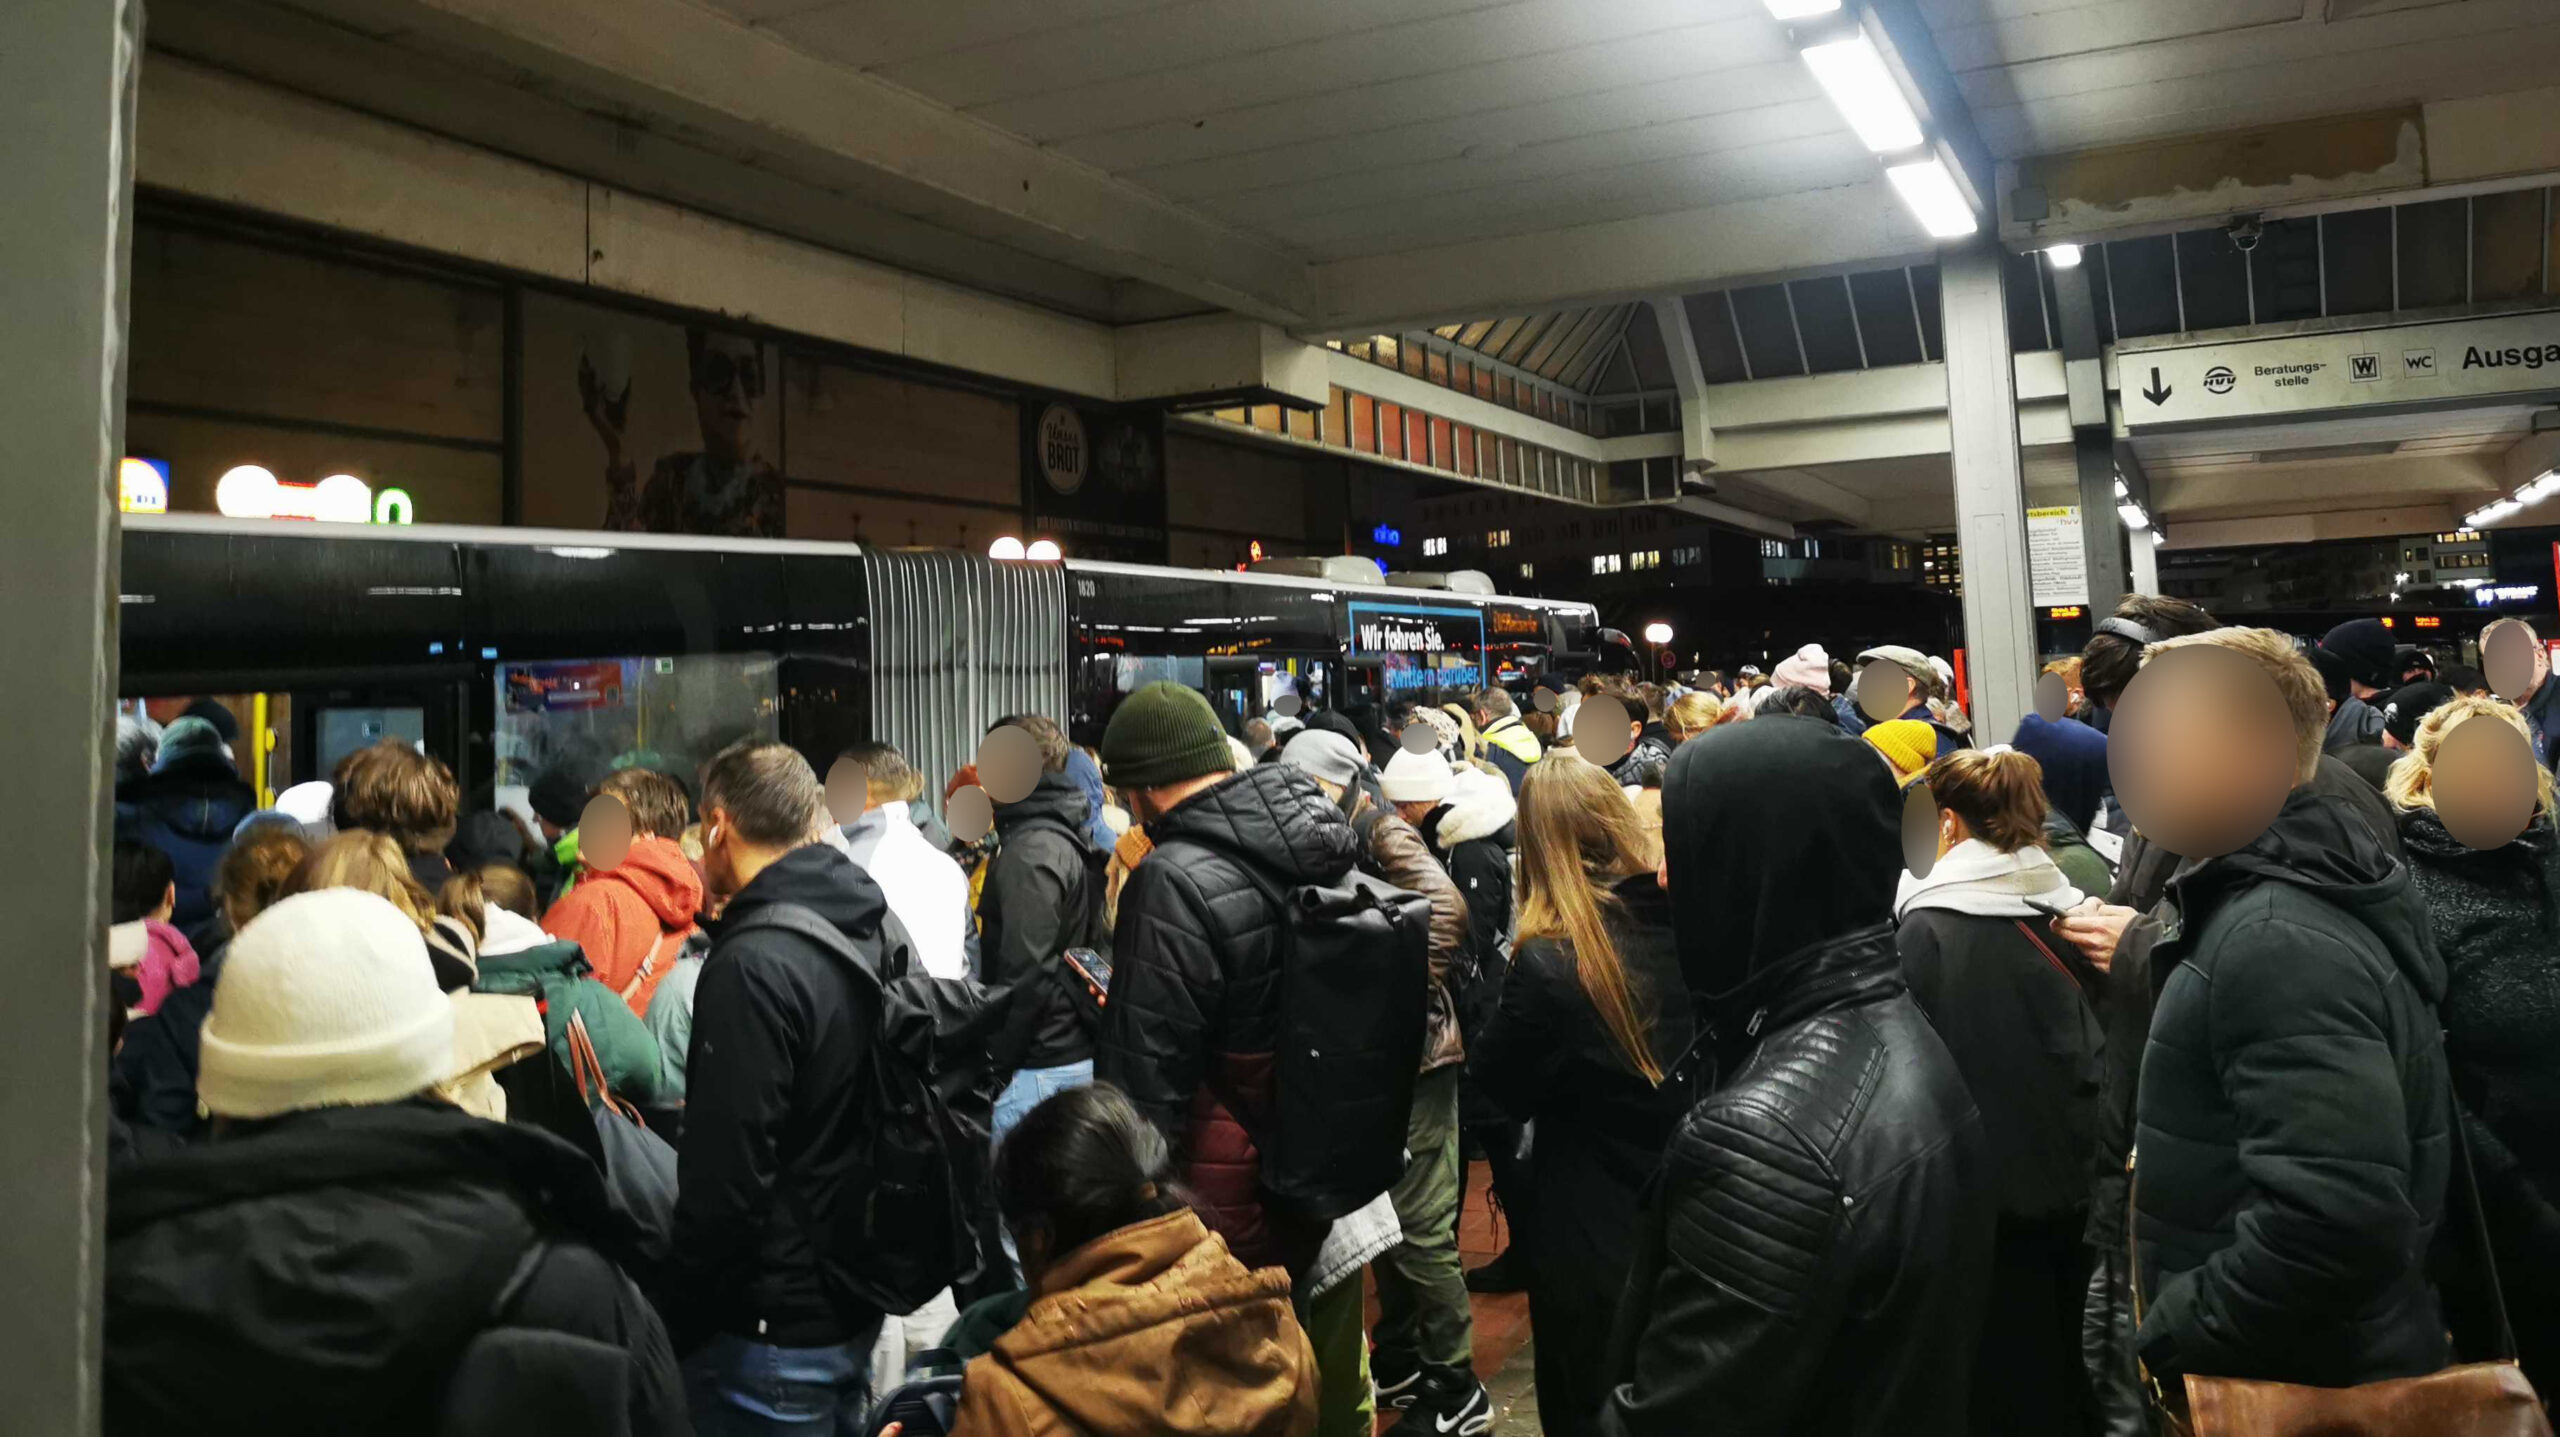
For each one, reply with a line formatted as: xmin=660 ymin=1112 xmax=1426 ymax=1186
xmin=1863 ymin=720 xmax=1936 ymax=786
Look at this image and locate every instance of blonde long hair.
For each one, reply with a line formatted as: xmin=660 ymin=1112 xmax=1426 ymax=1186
xmin=1515 ymin=756 xmax=1665 ymax=1085
xmin=2385 ymin=695 xmax=2556 ymax=816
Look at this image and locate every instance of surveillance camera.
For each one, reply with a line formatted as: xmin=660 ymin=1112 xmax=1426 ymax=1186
xmin=2225 ymin=216 xmax=2264 ymax=254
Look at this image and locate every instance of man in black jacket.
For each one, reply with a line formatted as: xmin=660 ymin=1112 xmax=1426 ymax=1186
xmin=672 ymin=740 xmax=890 ymax=1434
xmin=1604 ymin=717 xmax=1993 ymax=1436
xmin=2130 ymin=627 xmax=2453 ymax=1390
xmin=1095 ymin=682 xmax=1377 ymax=1435
xmin=979 ymin=713 xmax=1104 ymax=1142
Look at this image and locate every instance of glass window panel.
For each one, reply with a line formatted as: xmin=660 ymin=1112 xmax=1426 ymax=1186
xmin=1378 ymin=402 xmax=1404 ymax=460
xmin=1403 ymin=339 xmax=1429 ymax=378
xmin=1455 ymin=424 xmax=1476 ymax=478
xmin=1495 ymin=375 xmax=1515 ymax=409
xmin=1910 ymin=265 xmax=1944 ymax=358
xmin=2177 ymin=229 xmax=2251 ymax=331
xmin=1791 ymin=276 xmax=1866 ymax=372
xmin=1431 ymin=417 xmax=1455 ymax=471
xmin=1324 ymin=386 xmax=1350 ymax=447
xmin=1686 ymin=291 xmax=1751 ymax=383
xmin=2398 ymin=199 xmax=2468 ymax=308
xmin=2004 ymin=250 xmax=2052 ymax=352
xmin=2249 ymin=217 xmax=2322 ymax=322
xmin=1349 ymin=393 xmax=1377 ymax=454
xmin=2105 ymin=237 xmax=2181 ymax=338
xmin=1426 ymin=350 xmax=1450 ymax=387
xmin=1847 ymin=271 xmax=1923 ymax=367
xmin=1252 ymin=404 xmax=1284 ymax=432
xmin=1729 ymin=283 xmax=1806 ymax=378
xmin=1286 ymin=405 xmax=1317 ymax=441
xmin=1474 ymin=365 xmax=1497 ymax=401
xmin=2473 ymin=189 xmax=2545 ymax=302
xmin=2323 ymin=207 xmax=2394 ymax=316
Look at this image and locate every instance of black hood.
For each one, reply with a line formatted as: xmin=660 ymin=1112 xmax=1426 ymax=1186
xmin=106 ymin=1102 xmax=638 ymax=1432
xmin=2173 ymin=788 xmax=2445 ymax=1005
xmin=1663 ymin=715 xmax=1902 ymax=999
xmin=719 ymin=840 xmax=890 ymax=941
xmin=994 ymin=766 xmax=1095 ymax=842
xmin=1150 ymin=761 xmax=1361 ymax=890
xmin=115 ymin=754 xmax=256 ymax=843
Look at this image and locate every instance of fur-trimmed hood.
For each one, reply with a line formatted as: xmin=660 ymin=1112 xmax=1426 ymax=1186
xmin=1427 ymin=767 xmax=1518 ymax=850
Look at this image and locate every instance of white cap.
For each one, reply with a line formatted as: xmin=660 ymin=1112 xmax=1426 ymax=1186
xmin=1379 ymin=748 xmax=1454 ymax=804
xmin=197 ymin=889 xmax=455 ymax=1120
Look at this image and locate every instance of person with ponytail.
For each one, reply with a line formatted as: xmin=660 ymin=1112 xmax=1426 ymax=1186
xmin=1466 ymin=755 xmax=1693 ymax=1437
xmin=1893 ymin=747 xmax=2103 ymax=1435
xmin=939 ymin=1083 xmax=1318 ymax=1436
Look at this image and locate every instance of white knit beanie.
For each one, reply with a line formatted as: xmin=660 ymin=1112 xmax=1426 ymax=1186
xmin=1379 ymin=748 xmax=1454 ymax=804
xmin=197 ymin=889 xmax=456 ymax=1120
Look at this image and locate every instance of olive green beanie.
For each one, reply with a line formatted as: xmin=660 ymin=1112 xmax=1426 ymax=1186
xmin=1100 ymin=682 xmax=1235 ymax=790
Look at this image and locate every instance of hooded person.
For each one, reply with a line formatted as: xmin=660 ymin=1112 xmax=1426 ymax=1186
xmin=540 ymin=830 xmax=703 ymax=1020
xmin=1893 ymin=750 xmax=2103 ymax=1436
xmin=2317 ymin=618 xmax=2393 ymax=754
xmin=2129 ymin=627 xmax=2455 ymax=1392
xmin=114 ymin=715 xmax=257 ymax=942
xmin=103 ymin=889 xmax=688 ymax=1437
xmin=2009 ymin=714 xmax=2115 ymax=894
xmin=1603 ymin=719 xmax=1993 ymax=1435
xmin=979 ymin=714 xmax=1109 ymax=1145
xmin=1770 ymin=643 xmax=1833 ymax=696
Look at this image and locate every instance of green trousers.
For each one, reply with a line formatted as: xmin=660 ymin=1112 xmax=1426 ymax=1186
xmin=1373 ymin=1066 xmax=1473 ymax=1371
xmin=1301 ymin=1266 xmax=1373 ymax=1437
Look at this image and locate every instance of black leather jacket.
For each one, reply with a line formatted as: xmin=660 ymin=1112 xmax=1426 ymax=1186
xmin=1602 ymin=925 xmax=1995 ymax=1437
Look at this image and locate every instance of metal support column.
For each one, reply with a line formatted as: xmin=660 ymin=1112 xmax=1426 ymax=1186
xmin=1939 ymin=238 xmax=2037 ymax=745
xmin=1 ymin=0 xmax=137 ymax=1427
xmin=2047 ymin=257 xmax=2130 ymax=615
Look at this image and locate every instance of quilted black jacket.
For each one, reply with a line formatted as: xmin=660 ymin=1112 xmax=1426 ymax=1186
xmin=1601 ymin=924 xmax=1994 ymax=1436
xmin=1096 ymin=762 xmax=1360 ymax=1279
xmin=2135 ymin=791 xmax=2451 ymax=1388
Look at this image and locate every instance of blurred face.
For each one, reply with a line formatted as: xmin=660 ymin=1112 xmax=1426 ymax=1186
xmin=690 ymin=333 xmax=764 ymax=460
xmin=2109 ymin=645 xmax=2302 ymax=859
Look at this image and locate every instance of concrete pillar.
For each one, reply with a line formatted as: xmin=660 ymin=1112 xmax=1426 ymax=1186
xmin=2131 ymin=529 xmax=2161 ymax=596
xmin=2048 ymin=258 xmax=2130 ymax=616
xmin=1938 ymin=238 xmax=2037 ymax=745
xmin=1 ymin=0 xmax=137 ymax=1426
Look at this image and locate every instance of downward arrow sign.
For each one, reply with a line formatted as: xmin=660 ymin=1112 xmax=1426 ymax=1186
xmin=2141 ymin=368 xmax=2173 ymax=406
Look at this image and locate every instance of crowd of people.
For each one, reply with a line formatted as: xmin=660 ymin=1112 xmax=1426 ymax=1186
xmin=94 ymin=598 xmax=2560 ymax=1436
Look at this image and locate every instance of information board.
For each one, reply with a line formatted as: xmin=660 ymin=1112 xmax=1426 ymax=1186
xmin=2120 ymin=309 xmax=2560 ymax=429
xmin=2025 ymin=505 xmax=2090 ymax=609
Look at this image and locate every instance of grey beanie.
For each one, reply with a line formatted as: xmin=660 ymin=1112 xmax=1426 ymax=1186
xmin=1279 ymin=730 xmax=1365 ymax=791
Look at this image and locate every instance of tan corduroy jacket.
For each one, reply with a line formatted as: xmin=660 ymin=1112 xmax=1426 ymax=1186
xmin=952 ymin=1209 xmax=1317 ymax=1437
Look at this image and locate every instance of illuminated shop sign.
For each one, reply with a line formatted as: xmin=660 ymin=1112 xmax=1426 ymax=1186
xmin=212 ymin=465 xmax=415 ymax=525
xmin=118 ymin=458 xmax=169 ymax=515
xmin=1372 ymin=524 xmax=1403 ymax=547
xmin=2474 ymin=585 xmax=2540 ymax=606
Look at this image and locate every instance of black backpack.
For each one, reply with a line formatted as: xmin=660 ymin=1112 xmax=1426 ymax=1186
xmin=722 ymin=904 xmax=1011 ymax=1316
xmin=1236 ymin=842 xmax=1431 ymax=1222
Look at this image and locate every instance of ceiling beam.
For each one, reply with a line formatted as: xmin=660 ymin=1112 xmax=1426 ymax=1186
xmin=266 ymin=0 xmax=1315 ymax=323
xmin=1862 ymin=0 xmax=1998 ymax=226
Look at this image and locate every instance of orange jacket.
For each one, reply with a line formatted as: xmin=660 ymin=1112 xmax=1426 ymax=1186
xmin=953 ymin=1209 xmax=1316 ymax=1437
xmin=540 ymin=835 xmax=702 ymax=1016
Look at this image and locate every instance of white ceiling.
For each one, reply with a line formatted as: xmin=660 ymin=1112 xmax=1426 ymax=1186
xmin=161 ymin=0 xmax=2560 ymax=333
xmin=1924 ymin=0 xmax=2560 ymax=160
xmin=2134 ymin=402 xmax=2530 ymax=520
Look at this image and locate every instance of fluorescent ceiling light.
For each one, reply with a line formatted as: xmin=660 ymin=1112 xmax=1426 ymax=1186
xmin=2520 ymin=470 xmax=2560 ymax=505
xmin=1801 ymin=31 xmax=1922 ymax=154
xmin=2114 ymin=478 xmax=2129 ymax=499
xmin=1764 ymin=0 xmax=1842 ymax=16
xmin=1886 ymin=157 xmax=1978 ymax=239
xmin=2117 ymin=503 xmax=2150 ymax=531
xmin=2046 ymin=243 xmax=2084 ymax=268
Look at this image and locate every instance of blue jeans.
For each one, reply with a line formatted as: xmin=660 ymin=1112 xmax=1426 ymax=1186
xmin=683 ymin=1332 xmax=878 ymax=1437
xmin=992 ymin=1059 xmax=1092 ymax=1148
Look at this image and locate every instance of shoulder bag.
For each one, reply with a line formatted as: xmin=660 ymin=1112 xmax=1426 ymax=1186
xmin=2129 ymin=1113 xmax=2551 ymax=1437
xmin=566 ymin=1007 xmax=679 ymax=1277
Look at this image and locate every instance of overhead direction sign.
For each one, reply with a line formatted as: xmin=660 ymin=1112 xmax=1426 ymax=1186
xmin=2119 ymin=309 xmax=2560 ymax=429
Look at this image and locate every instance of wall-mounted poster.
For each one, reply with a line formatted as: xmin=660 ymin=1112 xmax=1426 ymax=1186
xmin=1023 ymin=401 xmax=1168 ymax=563
xmin=521 ymin=292 xmax=784 ymax=536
